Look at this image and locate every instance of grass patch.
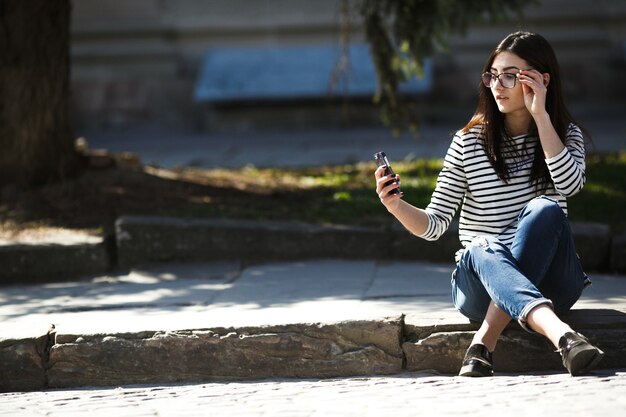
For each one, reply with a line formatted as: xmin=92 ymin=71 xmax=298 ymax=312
xmin=1 ymin=152 xmax=624 ymax=238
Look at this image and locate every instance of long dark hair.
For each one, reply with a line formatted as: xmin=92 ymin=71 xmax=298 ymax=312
xmin=462 ymin=31 xmax=578 ymax=186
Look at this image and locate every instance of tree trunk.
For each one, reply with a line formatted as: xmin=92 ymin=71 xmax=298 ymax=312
xmin=0 ymin=0 xmax=81 ymax=188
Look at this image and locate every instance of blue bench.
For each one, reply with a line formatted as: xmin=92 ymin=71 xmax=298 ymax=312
xmin=194 ymin=43 xmax=432 ymax=103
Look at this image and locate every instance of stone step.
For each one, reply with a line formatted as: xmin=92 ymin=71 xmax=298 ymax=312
xmin=0 ymin=237 xmax=110 ymax=285
xmin=404 ymin=308 xmax=626 ymax=374
xmin=0 ymin=318 xmax=404 ymax=392
xmin=2 ymin=310 xmax=625 ymax=392
xmin=0 ymin=216 xmax=622 ymax=285
xmin=115 ymin=216 xmax=621 ymax=273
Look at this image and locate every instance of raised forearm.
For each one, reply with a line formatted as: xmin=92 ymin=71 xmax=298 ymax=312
xmin=534 ymin=113 xmax=565 ymax=158
xmin=388 ymin=199 xmax=430 ymax=236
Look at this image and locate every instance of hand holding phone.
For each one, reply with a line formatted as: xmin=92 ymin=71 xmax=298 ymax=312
xmin=374 ymin=151 xmax=402 ymax=195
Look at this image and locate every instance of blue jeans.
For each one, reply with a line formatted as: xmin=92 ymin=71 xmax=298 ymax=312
xmin=452 ymin=196 xmax=587 ymax=331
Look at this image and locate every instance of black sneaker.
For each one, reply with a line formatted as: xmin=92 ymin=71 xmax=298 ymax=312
xmin=459 ymin=344 xmax=494 ymax=377
xmin=558 ymin=332 xmax=604 ymax=376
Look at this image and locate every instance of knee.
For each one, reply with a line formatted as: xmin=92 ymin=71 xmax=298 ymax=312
xmin=464 ymin=236 xmax=503 ymax=259
xmin=467 ymin=235 xmax=501 ymax=251
xmin=520 ymin=196 xmax=564 ymax=223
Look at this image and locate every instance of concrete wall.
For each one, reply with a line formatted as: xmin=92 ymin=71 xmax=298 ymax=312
xmin=70 ymin=0 xmax=626 ymax=131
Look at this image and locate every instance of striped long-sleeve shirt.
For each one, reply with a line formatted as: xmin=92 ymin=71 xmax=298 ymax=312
xmin=418 ymin=123 xmax=586 ymax=258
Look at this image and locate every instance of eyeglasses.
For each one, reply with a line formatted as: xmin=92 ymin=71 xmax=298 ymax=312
xmin=482 ymin=72 xmax=517 ymax=88
xmin=481 ymin=69 xmax=534 ymax=89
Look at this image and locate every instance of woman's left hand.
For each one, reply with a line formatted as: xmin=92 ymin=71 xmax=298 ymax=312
xmin=518 ymin=69 xmax=549 ymax=117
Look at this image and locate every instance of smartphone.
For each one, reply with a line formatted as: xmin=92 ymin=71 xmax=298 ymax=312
xmin=374 ymin=151 xmax=401 ymax=195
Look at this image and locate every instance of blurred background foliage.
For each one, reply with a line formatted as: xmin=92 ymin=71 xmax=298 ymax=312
xmin=356 ymin=0 xmax=538 ymax=134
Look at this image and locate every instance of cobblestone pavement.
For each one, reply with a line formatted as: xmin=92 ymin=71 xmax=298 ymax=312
xmin=2 ymin=369 xmax=625 ymax=417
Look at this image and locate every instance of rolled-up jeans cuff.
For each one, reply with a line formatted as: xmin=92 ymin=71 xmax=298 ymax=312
xmin=518 ymin=298 xmax=554 ymax=333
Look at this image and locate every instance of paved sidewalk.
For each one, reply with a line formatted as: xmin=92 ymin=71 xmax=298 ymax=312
xmin=0 ymin=260 xmax=455 ymax=339
xmin=80 ymin=114 xmax=625 ymax=170
xmin=2 ymin=259 xmax=625 ymax=340
xmin=2 ymin=370 xmax=626 ymax=417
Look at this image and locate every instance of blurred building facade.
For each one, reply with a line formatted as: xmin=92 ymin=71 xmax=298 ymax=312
xmin=71 ymin=0 xmax=626 ymax=131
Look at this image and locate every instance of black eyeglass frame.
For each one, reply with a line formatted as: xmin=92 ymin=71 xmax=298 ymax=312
xmin=481 ymin=68 xmax=535 ymax=89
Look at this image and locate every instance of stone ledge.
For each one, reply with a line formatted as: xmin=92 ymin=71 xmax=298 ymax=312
xmin=0 ymin=333 xmax=52 ymax=392
xmin=390 ymin=221 xmax=460 ymax=263
xmin=2 ymin=310 xmax=625 ymax=392
xmin=0 ymin=240 xmax=110 ymax=285
xmin=115 ymin=216 xmax=620 ymax=273
xmin=403 ymin=308 xmax=626 ymax=374
xmin=403 ymin=328 xmax=626 ymax=374
xmin=115 ymin=216 xmax=391 ymax=268
xmin=611 ymin=233 xmax=626 ymax=273
xmin=0 ymin=318 xmax=404 ymax=392
xmin=0 ymin=217 xmax=622 ymax=285
xmin=571 ymin=222 xmax=611 ymax=272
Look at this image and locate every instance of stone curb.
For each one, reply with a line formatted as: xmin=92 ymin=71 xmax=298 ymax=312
xmin=0 ymin=216 xmax=624 ymax=284
xmin=114 ymin=216 xmax=623 ymax=273
xmin=0 ymin=318 xmax=404 ymax=392
xmin=115 ymin=217 xmax=390 ymax=267
xmin=403 ymin=308 xmax=626 ymax=373
xmin=2 ymin=310 xmax=625 ymax=392
xmin=0 ymin=241 xmax=110 ymax=284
